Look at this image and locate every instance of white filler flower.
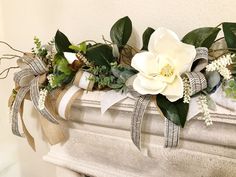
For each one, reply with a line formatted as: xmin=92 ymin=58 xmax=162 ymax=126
xmin=131 ymin=28 xmax=196 ymax=102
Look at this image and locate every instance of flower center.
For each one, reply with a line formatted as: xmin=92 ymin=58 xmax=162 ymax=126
xmin=160 ymin=64 xmax=174 ymax=77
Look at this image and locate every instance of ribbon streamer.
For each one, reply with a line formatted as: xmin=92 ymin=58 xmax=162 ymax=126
xmin=164 ymin=118 xmax=180 ymax=147
xmin=131 ymin=95 xmax=151 ymax=150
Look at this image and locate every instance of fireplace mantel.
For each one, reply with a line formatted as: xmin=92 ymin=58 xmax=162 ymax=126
xmin=44 ymin=91 xmax=236 ymax=177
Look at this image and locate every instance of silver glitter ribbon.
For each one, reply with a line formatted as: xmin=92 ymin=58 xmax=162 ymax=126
xmin=164 ymin=47 xmax=209 ymax=148
xmin=11 ymin=55 xmax=58 ymax=139
xmin=131 ymin=95 xmax=152 ymax=150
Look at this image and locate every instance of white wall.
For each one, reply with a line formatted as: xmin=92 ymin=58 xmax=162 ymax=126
xmin=0 ymin=0 xmax=236 ymax=177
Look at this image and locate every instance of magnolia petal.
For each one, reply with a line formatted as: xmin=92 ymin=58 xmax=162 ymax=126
xmin=64 ymin=52 xmax=78 ymax=64
xmin=133 ymin=73 xmax=166 ymax=95
xmin=161 ymin=75 xmax=183 ymax=102
xmin=131 ymin=51 xmax=158 ymax=76
xmin=148 ymin=27 xmax=196 ymax=74
xmin=148 ymin=27 xmax=179 ymax=54
xmin=170 ymin=43 xmax=196 ymax=74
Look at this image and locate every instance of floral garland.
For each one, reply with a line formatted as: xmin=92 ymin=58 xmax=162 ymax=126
xmin=1 ymin=16 xmax=236 ymax=151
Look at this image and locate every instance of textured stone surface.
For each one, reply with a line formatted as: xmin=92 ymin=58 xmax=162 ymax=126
xmin=44 ymin=91 xmax=236 ymax=177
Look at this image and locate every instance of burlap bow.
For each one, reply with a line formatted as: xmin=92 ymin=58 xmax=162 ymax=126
xmin=10 ymin=54 xmax=59 ymax=150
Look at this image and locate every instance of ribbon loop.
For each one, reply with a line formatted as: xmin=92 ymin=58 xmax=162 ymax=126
xmin=56 ymin=70 xmax=95 ymax=119
xmin=183 ymin=72 xmax=207 ymax=96
xmin=13 ymin=68 xmax=35 ymax=87
xmin=193 ymin=47 xmax=208 ymax=72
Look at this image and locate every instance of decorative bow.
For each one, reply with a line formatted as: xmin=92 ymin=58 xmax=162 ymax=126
xmin=10 ymin=54 xmax=59 ymax=150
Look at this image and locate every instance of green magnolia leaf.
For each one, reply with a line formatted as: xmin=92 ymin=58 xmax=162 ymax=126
xmin=55 ymin=30 xmax=73 ymax=53
xmin=110 ymin=16 xmax=132 ymax=47
xmin=141 ymin=27 xmax=155 ymax=50
xmin=222 ymin=22 xmax=236 ymax=48
xmin=182 ymin=27 xmax=221 ymax=48
xmin=156 ymin=95 xmax=189 ymax=127
xmin=85 ymin=44 xmax=115 ymax=68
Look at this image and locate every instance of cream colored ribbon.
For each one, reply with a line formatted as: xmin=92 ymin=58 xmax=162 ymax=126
xmin=56 ymin=70 xmax=94 ymax=120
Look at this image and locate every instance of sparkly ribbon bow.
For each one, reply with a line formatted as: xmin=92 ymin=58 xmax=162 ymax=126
xmin=131 ymin=47 xmax=209 ymax=151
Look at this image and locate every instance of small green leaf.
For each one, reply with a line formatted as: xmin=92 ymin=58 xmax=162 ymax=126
xmin=110 ymin=16 xmax=132 ymax=47
xmin=156 ymin=95 xmax=189 ymax=127
xmin=85 ymin=44 xmax=115 ymax=68
xmin=141 ymin=27 xmax=155 ymax=50
xmin=54 ymin=53 xmax=72 ymax=75
xmin=55 ymin=30 xmax=73 ymax=53
xmin=222 ymin=22 xmax=236 ymax=48
xmin=69 ymin=42 xmax=87 ymax=53
xmin=182 ymin=27 xmax=221 ymax=48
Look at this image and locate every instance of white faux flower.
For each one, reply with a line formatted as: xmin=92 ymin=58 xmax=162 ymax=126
xmin=131 ymin=28 xmax=196 ymax=102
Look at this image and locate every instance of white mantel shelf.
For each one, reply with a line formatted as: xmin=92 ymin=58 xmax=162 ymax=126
xmin=44 ymin=91 xmax=236 ymax=177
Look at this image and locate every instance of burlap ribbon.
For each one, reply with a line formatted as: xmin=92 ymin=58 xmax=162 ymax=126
xmin=56 ymin=70 xmax=94 ymax=120
xmin=10 ymin=54 xmax=59 ymax=150
xmin=131 ymin=47 xmax=209 ymax=151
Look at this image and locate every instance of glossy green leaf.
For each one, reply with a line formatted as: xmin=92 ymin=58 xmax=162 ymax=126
xmin=182 ymin=27 xmax=221 ymax=48
xmin=222 ymin=22 xmax=236 ymax=48
xmin=85 ymin=44 xmax=115 ymax=68
xmin=55 ymin=30 xmax=73 ymax=53
xmin=54 ymin=53 xmax=72 ymax=75
xmin=156 ymin=95 xmax=189 ymax=127
xmin=141 ymin=27 xmax=155 ymax=50
xmin=110 ymin=16 xmax=132 ymax=47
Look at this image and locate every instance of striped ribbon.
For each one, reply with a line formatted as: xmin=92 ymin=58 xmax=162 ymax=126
xmin=164 ymin=47 xmax=208 ymax=148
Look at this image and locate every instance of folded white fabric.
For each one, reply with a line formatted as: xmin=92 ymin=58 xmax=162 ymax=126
xmin=211 ymin=85 xmax=236 ymax=111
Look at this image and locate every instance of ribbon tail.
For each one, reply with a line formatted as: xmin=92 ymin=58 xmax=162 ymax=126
xmin=164 ymin=118 xmax=180 ymax=148
xmin=20 ymin=101 xmax=36 ymax=151
xmin=131 ymin=95 xmax=151 ymax=150
xmin=39 ymin=115 xmax=65 ymax=145
xmin=11 ymin=87 xmax=30 ymax=137
xmin=101 ymin=90 xmax=129 ymax=114
xmin=30 ymin=76 xmax=58 ymax=124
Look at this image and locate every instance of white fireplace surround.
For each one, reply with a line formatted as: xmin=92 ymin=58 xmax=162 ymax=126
xmin=44 ymin=91 xmax=236 ymax=177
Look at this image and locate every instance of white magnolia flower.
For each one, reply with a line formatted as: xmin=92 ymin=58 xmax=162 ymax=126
xmin=131 ymin=28 xmax=196 ymax=102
